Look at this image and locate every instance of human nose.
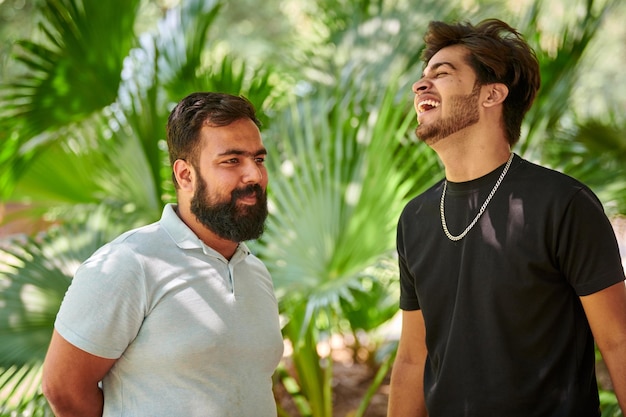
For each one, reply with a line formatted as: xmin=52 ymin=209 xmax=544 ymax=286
xmin=242 ymin=160 xmax=264 ymax=184
xmin=412 ymin=78 xmax=429 ymax=96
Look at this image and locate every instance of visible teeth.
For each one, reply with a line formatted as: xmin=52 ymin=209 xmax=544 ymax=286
xmin=418 ymin=99 xmax=440 ymax=113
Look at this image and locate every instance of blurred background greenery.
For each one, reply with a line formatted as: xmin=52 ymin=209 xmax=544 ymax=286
xmin=0 ymin=0 xmax=624 ymax=416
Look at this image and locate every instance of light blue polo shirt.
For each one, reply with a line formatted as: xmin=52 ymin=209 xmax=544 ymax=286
xmin=55 ymin=204 xmax=284 ymax=417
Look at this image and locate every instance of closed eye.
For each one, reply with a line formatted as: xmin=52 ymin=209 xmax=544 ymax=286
xmin=421 ymin=61 xmax=456 ymax=80
xmin=419 ymin=71 xmax=449 ymax=81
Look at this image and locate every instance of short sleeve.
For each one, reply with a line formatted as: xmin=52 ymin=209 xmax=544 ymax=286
xmin=55 ymin=243 xmax=147 ymax=358
xmin=557 ymin=188 xmax=625 ymax=296
xmin=397 ymin=217 xmax=421 ymax=311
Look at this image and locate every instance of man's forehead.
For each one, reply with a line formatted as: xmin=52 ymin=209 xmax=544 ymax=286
xmin=424 ymin=45 xmax=470 ymax=72
xmin=199 ymin=120 xmax=263 ymax=150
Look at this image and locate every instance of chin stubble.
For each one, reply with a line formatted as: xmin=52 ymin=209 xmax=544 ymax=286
xmin=415 ymin=82 xmax=481 ymax=145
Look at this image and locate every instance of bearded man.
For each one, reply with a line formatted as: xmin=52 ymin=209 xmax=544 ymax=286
xmin=42 ymin=92 xmax=283 ymax=417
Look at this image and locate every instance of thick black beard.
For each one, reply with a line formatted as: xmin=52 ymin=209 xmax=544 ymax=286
xmin=190 ymin=178 xmax=268 ymax=243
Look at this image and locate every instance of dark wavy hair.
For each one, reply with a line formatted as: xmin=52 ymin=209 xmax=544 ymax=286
xmin=166 ymin=92 xmax=261 ymax=188
xmin=422 ymin=19 xmax=541 ymax=145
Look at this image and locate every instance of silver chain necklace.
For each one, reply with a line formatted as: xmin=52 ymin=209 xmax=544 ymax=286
xmin=440 ymin=153 xmax=514 ymax=241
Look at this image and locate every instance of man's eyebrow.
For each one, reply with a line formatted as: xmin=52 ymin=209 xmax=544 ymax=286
xmin=422 ymin=61 xmax=457 ymax=78
xmin=217 ymin=148 xmax=267 ymax=157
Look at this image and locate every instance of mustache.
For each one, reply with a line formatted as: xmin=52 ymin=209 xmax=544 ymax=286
xmin=231 ymin=184 xmax=264 ymax=201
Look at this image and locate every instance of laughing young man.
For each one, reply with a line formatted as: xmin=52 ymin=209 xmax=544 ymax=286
xmin=388 ymin=19 xmax=626 ymax=417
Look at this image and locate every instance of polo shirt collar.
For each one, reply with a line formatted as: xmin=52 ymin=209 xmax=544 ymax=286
xmin=160 ymin=203 xmax=251 ymax=260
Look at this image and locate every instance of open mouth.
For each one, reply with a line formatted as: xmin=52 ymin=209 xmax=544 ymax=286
xmin=417 ymin=99 xmax=440 ymax=114
xmin=237 ymin=193 xmax=258 ymax=205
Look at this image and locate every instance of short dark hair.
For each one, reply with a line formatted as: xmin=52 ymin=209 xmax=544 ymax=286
xmin=422 ymin=19 xmax=541 ymax=145
xmin=166 ymin=92 xmax=261 ymax=188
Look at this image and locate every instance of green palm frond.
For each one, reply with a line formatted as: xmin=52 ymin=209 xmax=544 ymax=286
xmin=0 ymin=133 xmax=29 ymax=201
xmin=0 ymin=366 xmax=50 ymax=414
xmin=146 ymin=0 xmax=277 ymax=116
xmin=339 ymin=257 xmax=400 ymax=332
xmin=5 ymin=110 xmax=164 ymax=228
xmin=0 ymin=0 xmax=141 ymax=136
xmin=0 ymin=0 xmax=141 ymax=201
xmin=149 ymin=0 xmax=222 ymax=97
xmin=262 ymin=78 xmax=437 ymax=308
xmin=258 ymin=74 xmax=438 ymax=416
xmin=520 ymin=0 xmax=618 ymax=157
xmin=186 ymin=55 xmax=277 ymax=126
xmin=160 ymin=0 xmax=223 ymax=84
xmin=545 ymin=117 xmax=626 ymax=215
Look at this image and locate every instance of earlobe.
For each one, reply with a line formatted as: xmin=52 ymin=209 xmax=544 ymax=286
xmin=483 ymin=83 xmax=509 ymax=107
xmin=173 ymin=159 xmax=194 ymax=191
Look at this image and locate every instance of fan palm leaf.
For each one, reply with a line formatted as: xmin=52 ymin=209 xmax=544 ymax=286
xmin=0 ymin=0 xmax=140 ymax=201
xmin=545 ymin=116 xmax=626 ymax=215
xmin=0 ymin=0 xmax=141 ymax=140
xmin=259 ymin=73 xmax=439 ymax=416
xmin=518 ymin=0 xmax=619 ymax=158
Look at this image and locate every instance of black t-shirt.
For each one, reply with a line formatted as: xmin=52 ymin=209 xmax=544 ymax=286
xmin=397 ymin=154 xmax=625 ymax=417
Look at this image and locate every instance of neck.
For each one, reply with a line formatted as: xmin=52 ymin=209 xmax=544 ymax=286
xmin=431 ymin=127 xmax=511 ymax=182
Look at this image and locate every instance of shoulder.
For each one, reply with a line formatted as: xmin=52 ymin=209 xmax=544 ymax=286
xmin=96 ymin=221 xmax=163 ymax=254
xmin=400 ymin=179 xmax=445 ymax=220
xmin=76 ymin=221 xmax=168 ymax=279
xmin=513 ymin=157 xmax=589 ymax=190
xmin=510 ymin=156 xmax=602 ymax=205
xmin=244 ymin=252 xmax=272 ymax=279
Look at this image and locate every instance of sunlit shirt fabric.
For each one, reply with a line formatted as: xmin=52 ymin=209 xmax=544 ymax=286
xmin=55 ymin=203 xmax=284 ymax=417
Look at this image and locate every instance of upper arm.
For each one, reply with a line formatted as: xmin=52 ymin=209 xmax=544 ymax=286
xmin=42 ymin=329 xmax=118 ymax=400
xmin=581 ymin=281 xmax=626 ymax=410
xmin=388 ymin=310 xmax=429 ymax=417
xmin=396 ymin=309 xmax=428 ymax=364
xmin=580 ymin=281 xmax=626 ymax=351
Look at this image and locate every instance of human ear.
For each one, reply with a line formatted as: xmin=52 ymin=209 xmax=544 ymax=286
xmin=173 ymin=159 xmax=194 ymax=191
xmin=483 ymin=83 xmax=509 ymax=107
